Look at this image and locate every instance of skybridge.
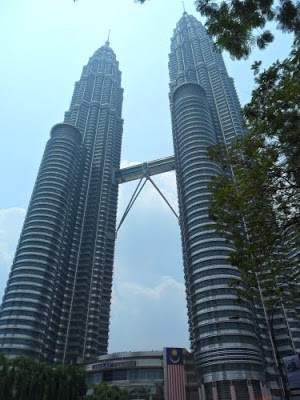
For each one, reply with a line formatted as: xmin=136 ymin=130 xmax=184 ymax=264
xmin=115 ymin=155 xmax=178 ymax=233
xmin=115 ymin=155 xmax=176 ymax=184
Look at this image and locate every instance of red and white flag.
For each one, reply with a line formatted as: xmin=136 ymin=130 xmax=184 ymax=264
xmin=165 ymin=347 xmax=186 ymax=400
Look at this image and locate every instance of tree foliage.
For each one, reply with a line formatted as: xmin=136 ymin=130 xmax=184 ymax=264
xmin=195 ymin=0 xmax=299 ymax=58
xmin=208 ymin=48 xmax=300 ymax=313
xmin=84 ymin=381 xmax=130 ymax=400
xmin=0 ymin=355 xmax=87 ymax=400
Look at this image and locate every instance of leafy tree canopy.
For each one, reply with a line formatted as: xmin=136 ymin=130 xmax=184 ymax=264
xmin=84 ymin=381 xmax=130 ymax=400
xmin=208 ymin=47 xmax=300 ymax=313
xmin=195 ymin=0 xmax=299 ymax=58
xmin=0 ymin=355 xmax=87 ymax=400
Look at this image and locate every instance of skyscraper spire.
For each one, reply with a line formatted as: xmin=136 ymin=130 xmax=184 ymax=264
xmin=182 ymin=1 xmax=186 ymax=12
xmin=106 ymin=29 xmax=111 ymax=45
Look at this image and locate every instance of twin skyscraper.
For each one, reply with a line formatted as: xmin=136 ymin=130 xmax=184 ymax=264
xmin=0 ymin=12 xmax=299 ymax=400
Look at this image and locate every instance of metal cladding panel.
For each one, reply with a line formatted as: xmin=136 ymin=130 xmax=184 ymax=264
xmin=169 ymin=14 xmax=300 ymax=398
xmin=0 ymin=124 xmax=83 ymax=360
xmin=169 ymin=13 xmax=264 ymax=384
xmin=61 ymin=42 xmax=123 ymax=362
xmin=0 ymin=43 xmax=123 ymax=364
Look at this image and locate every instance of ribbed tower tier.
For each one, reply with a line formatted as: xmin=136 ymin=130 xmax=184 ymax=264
xmin=0 ymin=42 xmax=123 ymax=363
xmin=169 ymin=13 xmax=267 ymax=399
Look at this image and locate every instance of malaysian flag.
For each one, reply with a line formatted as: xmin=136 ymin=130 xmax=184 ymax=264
xmin=165 ymin=347 xmax=186 ymax=400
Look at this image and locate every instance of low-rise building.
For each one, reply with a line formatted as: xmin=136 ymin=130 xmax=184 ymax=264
xmin=85 ymin=347 xmax=199 ymax=399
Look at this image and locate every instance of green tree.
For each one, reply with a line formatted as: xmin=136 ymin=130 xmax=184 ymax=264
xmin=85 ymin=381 xmax=130 ymax=400
xmin=209 ymin=47 xmax=299 ymax=294
xmin=195 ymin=0 xmax=299 ymax=59
xmin=0 ymin=355 xmax=87 ymax=400
xmin=208 ymin=48 xmax=299 ymax=398
xmin=0 ymin=354 xmax=13 ymax=400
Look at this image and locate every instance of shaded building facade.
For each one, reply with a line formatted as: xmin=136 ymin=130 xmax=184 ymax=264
xmin=85 ymin=348 xmax=199 ymax=400
xmin=169 ymin=12 xmax=300 ymax=400
xmin=0 ymin=41 xmax=123 ymax=363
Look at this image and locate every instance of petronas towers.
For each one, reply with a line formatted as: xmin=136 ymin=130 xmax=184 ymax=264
xmin=0 ymin=12 xmax=299 ymax=400
xmin=0 ymin=41 xmax=123 ymax=362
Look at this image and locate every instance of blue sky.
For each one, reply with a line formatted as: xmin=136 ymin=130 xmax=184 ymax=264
xmin=0 ymin=0 xmax=294 ymax=353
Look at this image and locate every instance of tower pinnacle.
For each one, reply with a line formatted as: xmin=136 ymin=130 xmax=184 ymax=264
xmin=106 ymin=29 xmax=111 ymax=45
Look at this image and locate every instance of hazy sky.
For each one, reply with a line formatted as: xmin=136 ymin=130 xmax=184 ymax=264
xmin=0 ymin=0 xmax=293 ymax=353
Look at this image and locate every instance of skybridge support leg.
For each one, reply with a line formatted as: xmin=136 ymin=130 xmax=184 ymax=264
xmin=116 ymin=173 xmax=178 ymax=235
xmin=145 ymin=174 xmax=179 ymax=220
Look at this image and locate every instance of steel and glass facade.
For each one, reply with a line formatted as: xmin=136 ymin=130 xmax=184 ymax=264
xmin=169 ymin=13 xmax=300 ymax=400
xmin=62 ymin=41 xmax=123 ymax=362
xmin=169 ymin=12 xmax=264 ymax=395
xmin=0 ymin=41 xmax=123 ymax=363
xmin=0 ymin=13 xmax=299 ymax=400
xmin=0 ymin=123 xmax=84 ymax=360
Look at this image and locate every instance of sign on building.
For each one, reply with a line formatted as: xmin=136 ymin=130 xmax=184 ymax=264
xmin=283 ymin=354 xmax=300 ymax=390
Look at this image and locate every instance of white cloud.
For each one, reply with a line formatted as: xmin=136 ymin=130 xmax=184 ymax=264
xmin=119 ymin=275 xmax=184 ymax=301
xmin=0 ymin=207 xmax=26 ymax=267
xmin=109 ymin=275 xmax=189 ymax=352
xmin=120 ymin=160 xmax=140 ymax=169
xmin=0 ymin=207 xmax=26 ymax=299
xmin=137 ymin=172 xmax=178 ymax=212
